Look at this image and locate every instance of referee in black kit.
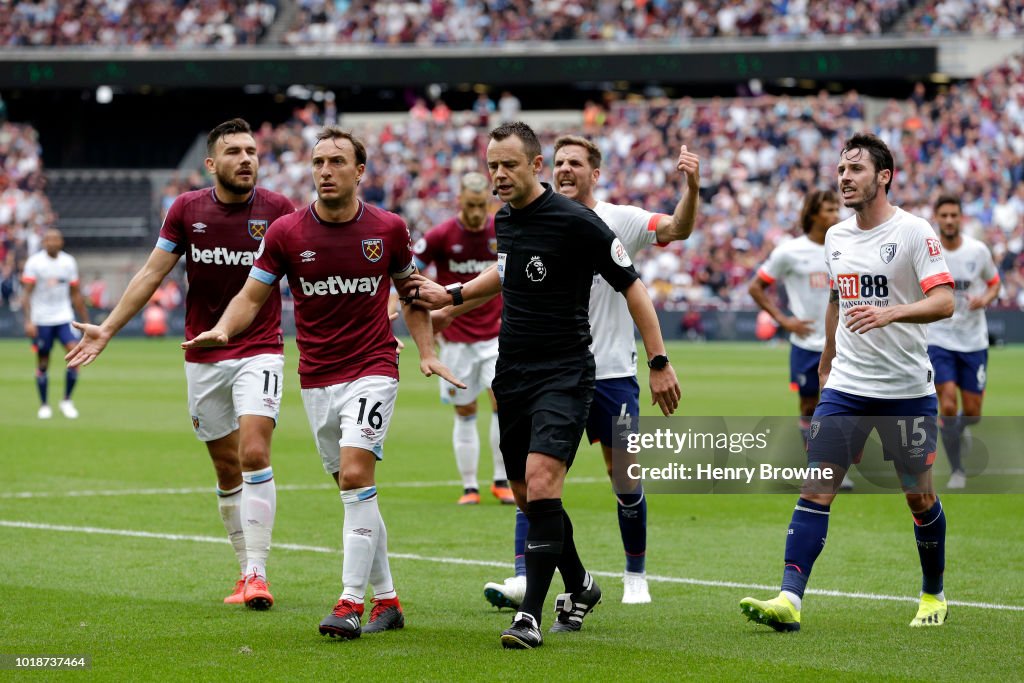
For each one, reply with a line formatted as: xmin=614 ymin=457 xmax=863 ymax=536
xmin=408 ymin=121 xmax=680 ymax=649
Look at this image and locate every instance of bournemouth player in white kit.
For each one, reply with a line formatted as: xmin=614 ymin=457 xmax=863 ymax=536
xmin=481 ymin=135 xmax=699 ymax=608
xmin=413 ymin=172 xmax=514 ymax=506
xmin=67 ymin=119 xmax=294 ymax=610
xmin=749 ymin=190 xmax=839 ymax=425
xmin=22 ymin=228 xmax=90 ymax=419
xmin=185 ymin=127 xmax=462 ymax=639
xmin=740 ymin=133 xmax=955 ymax=631
xmin=926 ymin=195 xmax=1000 ymax=489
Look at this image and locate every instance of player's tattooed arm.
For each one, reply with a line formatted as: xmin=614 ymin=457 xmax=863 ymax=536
xmin=829 ymin=289 xmax=840 ymax=303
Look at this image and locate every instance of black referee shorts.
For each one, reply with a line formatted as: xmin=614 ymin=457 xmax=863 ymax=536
xmin=492 ymin=356 xmax=595 ymax=482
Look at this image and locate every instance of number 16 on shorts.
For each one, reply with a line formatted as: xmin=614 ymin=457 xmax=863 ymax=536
xmin=301 ymin=375 xmax=400 ymax=473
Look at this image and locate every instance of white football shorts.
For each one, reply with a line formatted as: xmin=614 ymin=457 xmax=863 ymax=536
xmin=438 ymin=337 xmax=498 ymax=406
xmin=185 ymin=353 xmax=285 ymax=442
xmin=301 ymin=375 xmax=399 ymax=474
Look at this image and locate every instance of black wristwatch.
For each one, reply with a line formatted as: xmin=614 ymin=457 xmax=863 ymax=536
xmin=445 ymin=283 xmax=464 ymax=306
xmin=647 ymin=354 xmax=670 ymax=371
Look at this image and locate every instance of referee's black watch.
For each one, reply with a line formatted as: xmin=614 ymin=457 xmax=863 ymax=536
xmin=445 ymin=283 xmax=464 ymax=306
xmin=647 ymin=354 xmax=670 ymax=371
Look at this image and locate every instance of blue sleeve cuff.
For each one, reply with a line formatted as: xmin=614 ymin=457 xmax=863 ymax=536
xmin=156 ymin=237 xmax=177 ymax=252
xmin=413 ymin=256 xmax=428 ymax=272
xmin=249 ymin=267 xmax=277 ymax=285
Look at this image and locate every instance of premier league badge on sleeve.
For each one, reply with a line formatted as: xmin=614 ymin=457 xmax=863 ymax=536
xmin=248 ymin=219 xmax=268 ymax=241
xmin=362 ymin=238 xmax=384 ymax=263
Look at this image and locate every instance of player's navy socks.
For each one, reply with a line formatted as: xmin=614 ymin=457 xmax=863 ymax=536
xmin=940 ymin=416 xmax=963 ymax=472
xmin=780 ymin=497 xmax=830 ymax=599
xmin=913 ymin=498 xmax=946 ymax=595
xmin=64 ymin=368 xmax=78 ymax=399
xmin=521 ymin=498 xmax=564 ymax=622
xmin=557 ymin=509 xmax=586 ymax=593
xmin=616 ymin=488 xmax=647 ymax=573
xmin=35 ymin=369 xmax=48 ymax=405
xmin=513 ymin=507 xmax=528 ymax=577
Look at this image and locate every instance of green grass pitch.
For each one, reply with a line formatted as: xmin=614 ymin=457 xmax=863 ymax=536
xmin=1 ymin=338 xmax=1021 ymax=680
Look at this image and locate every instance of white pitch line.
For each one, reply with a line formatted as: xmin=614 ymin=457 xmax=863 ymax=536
xmin=0 ymin=477 xmax=607 ymax=500
xmin=1 ymin=519 xmax=1021 ymax=613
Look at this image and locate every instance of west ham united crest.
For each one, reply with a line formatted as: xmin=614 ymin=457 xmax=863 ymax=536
xmin=362 ymin=238 xmax=384 ymax=263
xmin=880 ymin=243 xmax=897 ymax=264
xmin=248 ymin=219 xmax=268 ymax=240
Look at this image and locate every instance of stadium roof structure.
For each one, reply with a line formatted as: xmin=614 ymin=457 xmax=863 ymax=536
xmin=0 ymin=35 xmax=1018 ymax=89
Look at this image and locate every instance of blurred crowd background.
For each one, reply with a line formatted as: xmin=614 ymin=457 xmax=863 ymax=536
xmin=1 ymin=0 xmax=1021 ymax=47
xmin=1 ymin=0 xmax=1023 ymax=322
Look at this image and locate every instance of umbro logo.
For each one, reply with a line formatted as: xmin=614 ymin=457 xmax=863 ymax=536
xmin=192 ymin=222 xmax=207 ymax=233
xmin=831 ymin=250 xmax=841 ymax=260
xmin=300 ymin=250 xmax=316 ymax=262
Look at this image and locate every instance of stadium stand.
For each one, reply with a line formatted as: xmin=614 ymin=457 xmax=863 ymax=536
xmin=0 ymin=121 xmax=53 ymax=309
xmin=162 ymin=54 xmax=1019 ymax=311
xmin=0 ymin=0 xmax=1019 ymax=47
xmin=45 ymin=170 xmax=152 ymax=248
xmin=0 ymin=0 xmax=278 ymax=47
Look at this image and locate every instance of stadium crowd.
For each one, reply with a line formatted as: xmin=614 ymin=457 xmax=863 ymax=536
xmin=0 ymin=0 xmax=277 ymax=48
xmin=0 ymin=120 xmax=55 ymax=309
xmin=5 ymin=55 xmax=1024 ymax=317
xmin=0 ymin=0 xmax=1020 ymax=47
xmin=196 ymin=55 xmax=1024 ymax=312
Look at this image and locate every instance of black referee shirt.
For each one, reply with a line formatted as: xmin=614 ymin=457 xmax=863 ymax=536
xmin=495 ymin=183 xmax=639 ymax=361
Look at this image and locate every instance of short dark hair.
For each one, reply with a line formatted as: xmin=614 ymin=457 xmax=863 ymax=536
xmin=800 ymin=189 xmax=839 ymax=233
xmin=553 ymin=135 xmax=602 ymax=169
xmin=207 ymin=118 xmax=253 ymax=155
xmin=934 ymin=194 xmax=962 ymax=212
xmin=314 ymin=126 xmax=367 ymax=167
xmin=489 ymin=121 xmax=542 ymax=162
xmin=841 ymin=133 xmax=895 ymax=193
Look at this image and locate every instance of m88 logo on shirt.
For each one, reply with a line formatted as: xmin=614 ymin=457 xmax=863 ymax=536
xmin=836 ymin=273 xmax=890 ymax=300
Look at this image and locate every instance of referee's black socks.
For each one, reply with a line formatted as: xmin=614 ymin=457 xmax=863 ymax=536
xmin=521 ymin=498 xmax=564 ymax=622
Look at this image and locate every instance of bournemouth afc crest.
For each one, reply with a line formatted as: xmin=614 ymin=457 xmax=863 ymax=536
xmin=880 ymin=243 xmax=897 ymax=264
xmin=362 ymin=238 xmax=384 ymax=263
xmin=248 ymin=219 xmax=268 ymax=241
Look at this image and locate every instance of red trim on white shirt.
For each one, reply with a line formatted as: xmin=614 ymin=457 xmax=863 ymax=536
xmin=986 ymin=274 xmax=1001 ymax=287
xmin=755 ymin=268 xmax=776 ymax=285
xmin=21 ymin=275 xmax=36 ymax=284
xmin=648 ymin=213 xmax=670 ymax=247
xmin=920 ymin=272 xmax=954 ymax=293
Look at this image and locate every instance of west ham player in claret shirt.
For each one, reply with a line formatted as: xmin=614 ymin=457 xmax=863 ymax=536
xmin=413 ymin=172 xmax=513 ymax=507
xmin=67 ymin=118 xmax=294 ymax=611
xmin=184 ymin=127 xmax=462 ymax=640
xmin=741 ymin=133 xmax=955 ymax=632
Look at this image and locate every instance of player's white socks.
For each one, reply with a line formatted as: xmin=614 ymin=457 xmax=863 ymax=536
xmin=216 ymin=484 xmax=246 ymax=574
xmin=781 ymin=590 xmax=802 ymax=612
xmin=340 ymin=486 xmax=380 ymax=604
xmin=241 ymin=467 xmax=276 ymax=580
xmin=369 ymin=507 xmax=397 ymax=601
xmin=453 ymin=414 xmax=480 ymax=489
xmin=490 ymin=413 xmax=507 ymax=481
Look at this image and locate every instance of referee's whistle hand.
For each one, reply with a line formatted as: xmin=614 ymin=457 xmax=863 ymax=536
xmin=401 ymin=274 xmax=448 ymax=309
xmin=650 ymin=364 xmax=681 ymax=416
